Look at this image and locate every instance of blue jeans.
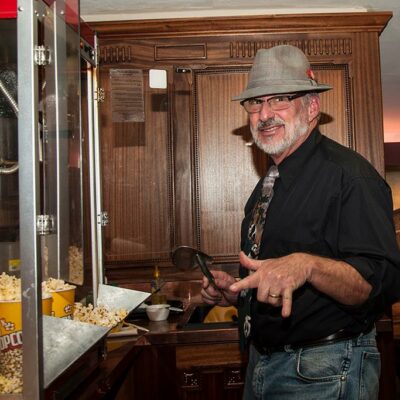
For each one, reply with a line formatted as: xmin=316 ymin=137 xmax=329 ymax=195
xmin=243 ymin=328 xmax=380 ymax=400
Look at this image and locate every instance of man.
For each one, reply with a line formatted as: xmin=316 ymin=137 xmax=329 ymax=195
xmin=201 ymin=45 xmax=400 ymax=399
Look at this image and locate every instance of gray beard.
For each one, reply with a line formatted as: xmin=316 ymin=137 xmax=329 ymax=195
xmin=251 ymin=115 xmax=309 ymax=155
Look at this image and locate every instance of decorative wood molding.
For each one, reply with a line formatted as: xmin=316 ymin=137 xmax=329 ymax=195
xmin=155 ymin=43 xmax=207 ymax=60
xmin=90 ymin=12 xmax=392 ymax=38
xmin=99 ymin=38 xmax=353 ymax=64
xmin=229 ymin=38 xmax=353 ymax=59
xmin=99 ymin=45 xmax=132 ymax=64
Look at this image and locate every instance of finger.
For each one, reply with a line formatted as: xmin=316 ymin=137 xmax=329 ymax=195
xmin=202 ymin=276 xmax=210 ymax=289
xmin=266 ymin=290 xmax=282 ymax=303
xmin=213 ymin=278 xmax=231 ymax=292
xmin=229 ymin=273 xmax=259 ymax=293
xmin=280 ymin=288 xmax=293 ymax=318
xmin=203 ymin=279 xmax=223 ymax=297
xmin=257 ymin=287 xmax=280 ymax=305
xmin=203 ymin=275 xmax=221 ymax=293
xmin=201 ymin=288 xmax=222 ymax=303
xmin=202 ymin=295 xmax=222 ymax=305
xmin=239 ymin=251 xmax=261 ymax=271
xmin=267 ymin=296 xmax=282 ymax=307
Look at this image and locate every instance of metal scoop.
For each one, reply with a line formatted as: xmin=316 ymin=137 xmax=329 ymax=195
xmin=171 ymin=245 xmax=219 ymax=291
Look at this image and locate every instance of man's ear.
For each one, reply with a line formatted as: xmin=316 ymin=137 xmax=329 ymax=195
xmin=308 ymin=95 xmax=320 ymax=122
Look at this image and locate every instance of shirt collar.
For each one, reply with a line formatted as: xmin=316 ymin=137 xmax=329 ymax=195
xmin=274 ymin=128 xmax=322 ymax=189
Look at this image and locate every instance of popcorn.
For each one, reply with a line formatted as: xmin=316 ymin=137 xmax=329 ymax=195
xmin=0 ymin=272 xmax=126 ymax=394
xmin=0 ymin=302 xmax=128 ymax=393
xmin=0 ymin=273 xmax=20 ymax=301
xmin=0 ymin=274 xmax=75 ymax=302
xmin=73 ymin=303 xmax=128 ymax=328
xmin=43 ymin=245 xmax=84 ymax=285
xmin=0 ymin=348 xmax=22 ymax=393
xmin=0 ymin=374 xmax=22 ymax=394
xmin=42 ymin=277 xmax=75 ymax=293
xmin=68 ymin=245 xmax=83 ymax=285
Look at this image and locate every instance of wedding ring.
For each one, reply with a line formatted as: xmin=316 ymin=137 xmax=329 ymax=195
xmin=268 ymin=293 xmax=281 ymax=298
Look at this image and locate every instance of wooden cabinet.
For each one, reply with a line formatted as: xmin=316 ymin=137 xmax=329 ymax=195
xmin=112 ymin=342 xmax=246 ymax=400
xmin=176 ymin=343 xmax=246 ymax=400
xmin=98 ymin=66 xmax=173 ymax=265
xmin=91 ymin=12 xmax=391 ymax=271
xmin=40 ymin=319 xmax=396 ymax=400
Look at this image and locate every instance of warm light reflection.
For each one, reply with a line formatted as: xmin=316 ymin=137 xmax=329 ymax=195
xmin=383 ymin=109 xmax=400 ymax=142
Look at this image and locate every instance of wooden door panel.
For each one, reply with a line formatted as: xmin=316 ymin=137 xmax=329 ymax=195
xmin=194 ymin=69 xmax=268 ymax=260
xmin=315 ymin=65 xmax=353 ymax=148
xmin=193 ymin=65 xmax=352 ymax=262
xmin=100 ymin=67 xmax=173 ymax=263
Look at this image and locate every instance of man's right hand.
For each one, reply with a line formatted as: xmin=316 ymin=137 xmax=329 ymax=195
xmin=201 ymin=271 xmax=238 ymax=307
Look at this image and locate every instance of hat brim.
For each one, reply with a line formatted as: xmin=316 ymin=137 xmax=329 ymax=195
xmin=232 ymin=83 xmax=332 ymax=102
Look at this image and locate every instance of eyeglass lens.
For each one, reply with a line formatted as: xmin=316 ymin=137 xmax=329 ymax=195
xmin=243 ymin=96 xmax=293 ymax=113
xmin=242 ymin=93 xmax=305 ymax=113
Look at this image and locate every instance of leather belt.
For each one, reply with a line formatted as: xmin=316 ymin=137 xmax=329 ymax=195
xmin=253 ymin=328 xmax=366 ymax=355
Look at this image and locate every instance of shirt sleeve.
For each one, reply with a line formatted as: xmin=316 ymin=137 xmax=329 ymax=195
xmin=337 ymin=175 xmax=400 ymax=312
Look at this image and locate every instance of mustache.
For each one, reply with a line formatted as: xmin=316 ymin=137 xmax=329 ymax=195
xmin=257 ymin=118 xmax=285 ymax=130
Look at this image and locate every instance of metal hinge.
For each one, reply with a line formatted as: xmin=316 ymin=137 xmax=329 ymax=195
xmin=36 ymin=214 xmax=56 ymax=235
xmin=34 ymin=45 xmax=51 ymax=66
xmin=95 ymin=87 xmax=105 ymax=103
xmin=97 ymin=211 xmax=109 ymax=226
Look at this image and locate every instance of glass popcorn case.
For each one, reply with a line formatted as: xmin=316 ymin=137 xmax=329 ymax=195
xmin=0 ymin=0 xmax=109 ymax=397
xmin=0 ymin=9 xmax=18 ymax=278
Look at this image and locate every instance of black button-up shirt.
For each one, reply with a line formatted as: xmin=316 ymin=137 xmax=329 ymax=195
xmin=241 ymin=128 xmax=400 ymax=347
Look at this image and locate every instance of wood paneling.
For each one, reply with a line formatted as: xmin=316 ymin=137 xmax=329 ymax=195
xmin=176 ymin=343 xmax=243 ymax=369
xmin=172 ymin=69 xmax=196 ymax=249
xmin=99 ymin=67 xmax=174 ymax=263
xmin=194 ymin=69 xmax=267 ymax=259
xmin=92 ymin=12 xmax=391 ymax=270
xmin=155 ymin=44 xmax=207 ymax=60
xmin=192 ymin=65 xmax=352 ymax=262
xmin=351 ymin=32 xmax=385 ymax=169
xmin=316 ymin=67 xmax=352 ymax=148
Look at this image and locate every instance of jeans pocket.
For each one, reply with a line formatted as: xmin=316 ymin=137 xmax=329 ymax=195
xmin=359 ymin=351 xmax=380 ymax=400
xmin=296 ymin=342 xmax=349 ymax=382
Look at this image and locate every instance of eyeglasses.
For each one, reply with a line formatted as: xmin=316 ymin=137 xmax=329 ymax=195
xmin=240 ymin=93 xmax=306 ymax=114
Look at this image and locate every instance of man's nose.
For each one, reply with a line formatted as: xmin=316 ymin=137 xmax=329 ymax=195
xmin=258 ymin=101 xmax=275 ymax=120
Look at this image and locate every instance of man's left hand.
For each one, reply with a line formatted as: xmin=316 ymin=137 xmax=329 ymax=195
xmin=230 ymin=251 xmax=312 ymax=317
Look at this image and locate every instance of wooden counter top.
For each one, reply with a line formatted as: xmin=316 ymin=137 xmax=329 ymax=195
xmin=107 ymin=308 xmax=239 ymax=349
xmin=109 ymin=306 xmax=393 ymax=347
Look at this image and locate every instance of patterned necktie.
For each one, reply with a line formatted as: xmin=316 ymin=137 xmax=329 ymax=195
xmin=238 ymin=164 xmax=279 ymax=350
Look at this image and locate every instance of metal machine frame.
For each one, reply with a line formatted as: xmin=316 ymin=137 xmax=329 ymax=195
xmin=0 ymin=0 xmax=105 ymax=397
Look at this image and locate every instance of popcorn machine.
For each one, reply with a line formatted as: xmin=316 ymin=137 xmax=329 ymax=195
xmin=0 ymin=1 xmax=18 ymax=276
xmin=0 ymin=0 xmax=122 ymax=397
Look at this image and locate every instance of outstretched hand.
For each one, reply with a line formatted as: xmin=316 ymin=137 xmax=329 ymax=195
xmin=229 ymin=251 xmax=312 ymax=317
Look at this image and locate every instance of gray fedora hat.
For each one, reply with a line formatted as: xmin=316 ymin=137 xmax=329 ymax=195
xmin=232 ymin=45 xmax=331 ymax=101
